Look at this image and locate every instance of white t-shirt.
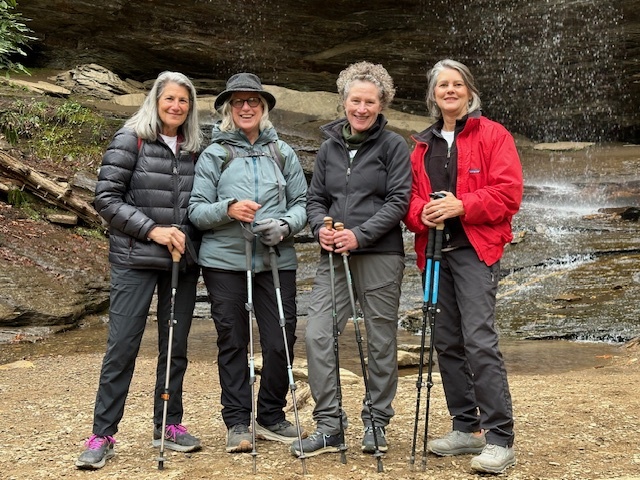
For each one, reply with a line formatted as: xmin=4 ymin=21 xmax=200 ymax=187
xmin=160 ymin=134 xmax=178 ymax=155
xmin=441 ymin=129 xmax=455 ymax=149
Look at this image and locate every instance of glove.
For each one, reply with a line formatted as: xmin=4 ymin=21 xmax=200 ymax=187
xmin=253 ymin=218 xmax=290 ymax=246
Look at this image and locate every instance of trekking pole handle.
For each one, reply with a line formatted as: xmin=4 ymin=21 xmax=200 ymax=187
xmin=323 ymin=216 xmax=333 ymax=231
xmin=433 ymin=223 xmax=445 ymax=262
xmin=334 ymin=222 xmax=347 ymax=254
xmin=169 ymin=247 xmax=182 ymax=290
xmin=170 ymin=247 xmax=182 ymax=263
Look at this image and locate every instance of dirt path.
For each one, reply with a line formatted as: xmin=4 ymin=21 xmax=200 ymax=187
xmin=1 ymin=341 xmax=639 ymax=480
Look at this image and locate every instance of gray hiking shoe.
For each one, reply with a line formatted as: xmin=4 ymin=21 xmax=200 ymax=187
xmin=255 ymin=419 xmax=307 ymax=444
xmin=152 ymin=424 xmax=201 ymax=452
xmin=427 ymin=430 xmax=486 ymax=456
xmin=75 ymin=434 xmax=116 ymax=469
xmin=226 ymin=424 xmax=252 ymax=453
xmin=470 ymin=444 xmax=516 ymax=473
xmin=361 ymin=426 xmax=388 ymax=453
xmin=290 ymin=430 xmax=345 ymax=458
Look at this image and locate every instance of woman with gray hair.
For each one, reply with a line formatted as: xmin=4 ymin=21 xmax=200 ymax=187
xmin=404 ymin=59 xmax=522 ymax=474
xmin=76 ymin=71 xmax=204 ymax=469
xmin=189 ymin=72 xmax=308 ymax=453
xmin=292 ymin=61 xmax=411 ymax=459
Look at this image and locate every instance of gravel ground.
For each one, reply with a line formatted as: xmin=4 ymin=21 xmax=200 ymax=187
xmin=1 ymin=340 xmax=639 ymax=480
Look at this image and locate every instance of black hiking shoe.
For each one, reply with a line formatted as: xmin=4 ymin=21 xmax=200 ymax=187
xmin=290 ymin=430 xmax=344 ymax=458
xmin=256 ymin=419 xmax=307 ymax=444
xmin=226 ymin=424 xmax=252 ymax=453
xmin=361 ymin=426 xmax=388 ymax=453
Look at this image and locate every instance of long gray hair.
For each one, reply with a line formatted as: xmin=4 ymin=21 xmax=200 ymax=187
xmin=124 ymin=71 xmax=202 ymax=152
xmin=426 ymin=59 xmax=482 ymax=119
xmin=217 ymin=95 xmax=273 ymax=133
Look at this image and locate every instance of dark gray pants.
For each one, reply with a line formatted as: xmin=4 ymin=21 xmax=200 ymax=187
xmin=306 ymin=253 xmax=404 ymax=434
xmin=92 ymin=265 xmax=198 ymax=437
xmin=432 ymin=247 xmax=514 ymax=447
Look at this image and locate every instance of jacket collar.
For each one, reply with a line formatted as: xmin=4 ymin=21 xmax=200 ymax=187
xmin=321 ymin=114 xmax=388 ymax=143
xmin=412 ymin=109 xmax=482 ymax=144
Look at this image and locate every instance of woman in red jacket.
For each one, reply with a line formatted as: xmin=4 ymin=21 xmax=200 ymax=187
xmin=404 ymin=59 xmax=523 ymax=474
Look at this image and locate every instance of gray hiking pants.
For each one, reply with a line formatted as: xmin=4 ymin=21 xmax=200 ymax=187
xmin=305 ymin=253 xmax=404 ymax=435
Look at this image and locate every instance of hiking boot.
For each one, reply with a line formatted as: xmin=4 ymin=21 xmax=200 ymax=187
xmin=152 ymin=424 xmax=201 ymax=452
xmin=226 ymin=424 xmax=252 ymax=453
xmin=427 ymin=430 xmax=486 ymax=456
xmin=75 ymin=434 xmax=116 ymax=469
xmin=470 ymin=444 xmax=516 ymax=473
xmin=255 ymin=420 xmax=307 ymax=444
xmin=290 ymin=430 xmax=344 ymax=458
xmin=361 ymin=426 xmax=388 ymax=453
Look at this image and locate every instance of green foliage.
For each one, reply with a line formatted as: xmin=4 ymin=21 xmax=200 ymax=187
xmin=7 ymin=188 xmax=40 ymax=219
xmin=7 ymin=186 xmax=28 ymax=206
xmin=0 ymin=98 xmax=108 ymax=165
xmin=0 ymin=99 xmax=46 ymax=143
xmin=74 ymin=226 xmax=107 ymax=240
xmin=0 ymin=0 xmax=35 ymax=75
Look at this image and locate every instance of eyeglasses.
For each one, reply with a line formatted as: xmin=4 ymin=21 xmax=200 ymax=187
xmin=230 ymin=97 xmax=261 ymax=109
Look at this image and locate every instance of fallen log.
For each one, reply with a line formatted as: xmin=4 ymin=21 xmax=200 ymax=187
xmin=0 ymin=150 xmax=102 ymax=227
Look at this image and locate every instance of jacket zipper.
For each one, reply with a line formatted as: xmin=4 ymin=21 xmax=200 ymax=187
xmin=344 ymin=146 xmax=357 ymax=222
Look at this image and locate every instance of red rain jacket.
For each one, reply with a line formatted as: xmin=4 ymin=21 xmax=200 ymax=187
xmin=404 ymin=114 xmax=523 ymax=270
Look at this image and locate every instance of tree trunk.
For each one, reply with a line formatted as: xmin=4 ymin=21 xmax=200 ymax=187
xmin=0 ymin=150 xmax=102 ymax=227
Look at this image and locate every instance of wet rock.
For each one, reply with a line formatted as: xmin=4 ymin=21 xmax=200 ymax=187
xmin=53 ymin=64 xmax=142 ymax=100
xmin=620 ymin=207 xmax=640 ymax=221
xmin=17 ymin=0 xmax=640 ymax=142
xmin=533 ymin=142 xmax=596 ymax=151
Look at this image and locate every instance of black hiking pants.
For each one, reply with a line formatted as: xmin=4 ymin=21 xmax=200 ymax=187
xmin=202 ymin=267 xmax=297 ymax=429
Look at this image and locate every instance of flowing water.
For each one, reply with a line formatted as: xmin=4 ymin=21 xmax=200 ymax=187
xmin=0 ymin=144 xmax=637 ymax=374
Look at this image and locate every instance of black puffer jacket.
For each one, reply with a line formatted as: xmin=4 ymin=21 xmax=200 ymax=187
xmin=94 ymin=127 xmax=201 ymax=270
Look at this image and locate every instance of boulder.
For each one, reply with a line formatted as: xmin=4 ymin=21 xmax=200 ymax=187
xmin=17 ymin=0 xmax=640 ymax=143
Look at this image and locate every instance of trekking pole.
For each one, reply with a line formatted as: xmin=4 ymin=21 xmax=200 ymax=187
xmin=244 ymin=228 xmax=259 ymax=474
xmin=323 ymin=216 xmax=348 ymax=464
xmin=157 ymin=246 xmax=181 ymax=470
xmin=420 ymin=223 xmax=445 ymax=471
xmin=409 ymin=223 xmax=436 ymax=469
xmin=267 ymin=246 xmax=308 ymax=474
xmin=334 ymin=222 xmax=384 ymax=473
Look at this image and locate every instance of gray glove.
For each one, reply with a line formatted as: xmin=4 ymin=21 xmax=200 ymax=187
xmin=253 ymin=218 xmax=290 ymax=246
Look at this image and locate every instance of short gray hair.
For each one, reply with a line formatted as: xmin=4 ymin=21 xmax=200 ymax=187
xmin=336 ymin=61 xmax=396 ymax=109
xmin=425 ymin=59 xmax=482 ymax=119
xmin=124 ymin=71 xmax=202 ymax=152
xmin=217 ymin=95 xmax=273 ymax=133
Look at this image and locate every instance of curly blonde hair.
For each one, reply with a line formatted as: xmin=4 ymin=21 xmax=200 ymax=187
xmin=336 ymin=61 xmax=396 ymax=109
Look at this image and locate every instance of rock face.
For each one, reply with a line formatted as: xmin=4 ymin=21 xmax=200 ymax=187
xmin=17 ymin=0 xmax=640 ymax=143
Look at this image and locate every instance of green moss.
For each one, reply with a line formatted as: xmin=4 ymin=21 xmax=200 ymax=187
xmin=74 ymin=226 xmax=107 ymax=240
xmin=7 ymin=187 xmax=29 ymax=206
xmin=0 ymin=98 xmax=111 ymax=168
